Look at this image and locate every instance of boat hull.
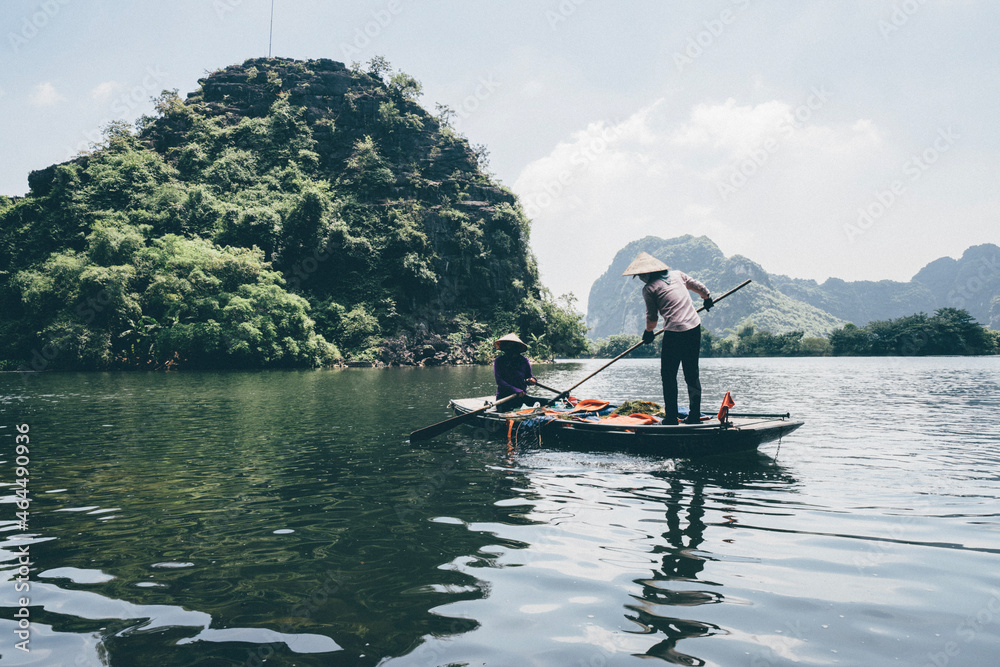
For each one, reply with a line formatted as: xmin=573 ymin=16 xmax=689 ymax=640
xmin=449 ymin=397 xmax=803 ymax=458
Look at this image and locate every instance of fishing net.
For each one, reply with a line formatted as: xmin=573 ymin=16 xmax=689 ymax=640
xmin=501 ymin=399 xmax=619 ymax=450
xmin=499 ymin=405 xmax=558 ymax=449
xmin=508 ymin=414 xmax=544 ymax=449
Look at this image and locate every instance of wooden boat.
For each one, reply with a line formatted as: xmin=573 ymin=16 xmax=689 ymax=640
xmin=448 ymin=397 xmax=804 ymax=458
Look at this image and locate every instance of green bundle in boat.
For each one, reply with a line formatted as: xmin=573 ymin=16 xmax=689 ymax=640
xmin=612 ymin=400 xmax=663 ymax=416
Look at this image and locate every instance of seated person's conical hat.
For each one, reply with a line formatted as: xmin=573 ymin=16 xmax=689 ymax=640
xmin=494 ymin=333 xmax=528 ymax=352
xmin=622 ymin=252 xmax=670 ymax=276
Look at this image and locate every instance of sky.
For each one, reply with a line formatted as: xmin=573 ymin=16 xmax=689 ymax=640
xmin=2 ymin=0 xmax=998 ymax=313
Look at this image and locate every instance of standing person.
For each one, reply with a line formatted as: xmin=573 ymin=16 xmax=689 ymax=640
xmin=622 ymin=252 xmax=714 ymax=425
xmin=493 ymin=333 xmax=540 ymax=409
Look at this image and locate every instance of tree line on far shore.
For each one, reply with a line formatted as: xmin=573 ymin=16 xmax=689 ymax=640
xmin=583 ymin=308 xmax=999 ymax=359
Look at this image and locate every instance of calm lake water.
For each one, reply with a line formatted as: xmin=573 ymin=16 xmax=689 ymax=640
xmin=2 ymin=357 xmax=999 ymax=666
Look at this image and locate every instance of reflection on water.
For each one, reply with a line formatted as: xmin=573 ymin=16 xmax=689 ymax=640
xmin=1 ymin=542 xmax=340 ymax=664
xmin=389 ymin=446 xmax=802 ymax=666
xmin=2 ymin=357 xmax=1000 ymax=665
xmin=628 ymin=457 xmax=800 ymax=664
xmin=634 ymin=476 xmax=729 ymax=665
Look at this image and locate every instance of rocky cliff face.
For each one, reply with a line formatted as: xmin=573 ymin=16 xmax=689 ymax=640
xmin=911 ymin=244 xmax=1000 ymax=325
xmin=588 ymin=236 xmax=999 ymax=340
xmin=769 ymin=243 xmax=1000 ymax=329
xmin=587 ymin=236 xmax=845 ymax=339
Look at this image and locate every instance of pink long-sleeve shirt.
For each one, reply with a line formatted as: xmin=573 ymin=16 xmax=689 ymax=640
xmin=642 ymin=271 xmax=710 ymax=333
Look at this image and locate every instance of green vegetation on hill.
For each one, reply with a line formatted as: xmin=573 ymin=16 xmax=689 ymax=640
xmin=0 ymin=57 xmax=587 ymax=370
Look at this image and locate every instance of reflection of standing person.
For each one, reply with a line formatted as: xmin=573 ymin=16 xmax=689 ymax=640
xmin=622 ymin=252 xmax=713 ymax=425
xmin=493 ymin=333 xmax=540 ymax=409
xmin=637 ymin=477 xmax=710 ymax=661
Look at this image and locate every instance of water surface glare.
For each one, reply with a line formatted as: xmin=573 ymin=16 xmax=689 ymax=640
xmin=1 ymin=357 xmax=999 ymax=665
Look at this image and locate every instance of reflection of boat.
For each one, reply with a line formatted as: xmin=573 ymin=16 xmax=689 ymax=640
xmin=449 ymin=397 xmax=803 ymax=458
xmin=670 ymin=450 xmax=800 ymax=487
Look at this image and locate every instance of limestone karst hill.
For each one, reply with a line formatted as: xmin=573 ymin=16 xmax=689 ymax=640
xmin=1 ymin=57 xmax=561 ymax=369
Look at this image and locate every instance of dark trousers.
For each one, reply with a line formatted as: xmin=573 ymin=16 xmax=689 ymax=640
xmin=660 ymin=326 xmax=702 ymax=423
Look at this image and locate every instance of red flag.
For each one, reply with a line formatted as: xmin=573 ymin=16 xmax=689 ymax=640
xmin=716 ymin=391 xmax=735 ymax=422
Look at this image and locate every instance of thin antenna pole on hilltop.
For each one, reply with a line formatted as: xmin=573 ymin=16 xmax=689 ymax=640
xmin=268 ymin=0 xmax=274 ymax=57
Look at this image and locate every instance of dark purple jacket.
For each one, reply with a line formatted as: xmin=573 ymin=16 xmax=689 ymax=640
xmin=494 ymin=353 xmax=532 ymax=398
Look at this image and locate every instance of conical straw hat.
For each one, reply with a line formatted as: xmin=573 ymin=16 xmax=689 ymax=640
xmin=621 ymin=251 xmax=670 ymax=276
xmin=494 ymin=333 xmax=528 ymax=352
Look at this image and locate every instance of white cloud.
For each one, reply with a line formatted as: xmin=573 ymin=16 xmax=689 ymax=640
xmin=669 ymin=98 xmax=791 ymax=154
xmin=514 ymin=95 xmax=891 ymax=312
xmin=28 ymin=81 xmax=64 ymax=107
xmin=89 ymin=81 xmax=122 ymax=102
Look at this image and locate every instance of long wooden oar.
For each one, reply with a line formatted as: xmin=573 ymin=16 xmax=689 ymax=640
xmin=411 ymin=379 xmax=562 ymax=442
xmin=410 ymin=392 xmax=522 ymax=442
xmin=542 ymin=279 xmax=752 ymax=405
xmin=531 ymin=380 xmax=563 ymax=395
xmin=410 ymin=279 xmax=750 ymax=441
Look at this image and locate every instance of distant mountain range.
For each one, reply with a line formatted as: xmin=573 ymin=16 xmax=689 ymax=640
xmin=585 ymin=236 xmax=1000 ymax=340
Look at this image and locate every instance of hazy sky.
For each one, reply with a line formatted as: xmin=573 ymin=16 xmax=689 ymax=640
xmin=2 ymin=1 xmax=997 ymax=312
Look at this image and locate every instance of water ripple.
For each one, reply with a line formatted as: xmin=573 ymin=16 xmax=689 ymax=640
xmin=3 ymin=360 xmax=999 ymax=665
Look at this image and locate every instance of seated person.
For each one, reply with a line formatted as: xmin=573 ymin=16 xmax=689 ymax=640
xmin=493 ymin=333 xmax=542 ymax=410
